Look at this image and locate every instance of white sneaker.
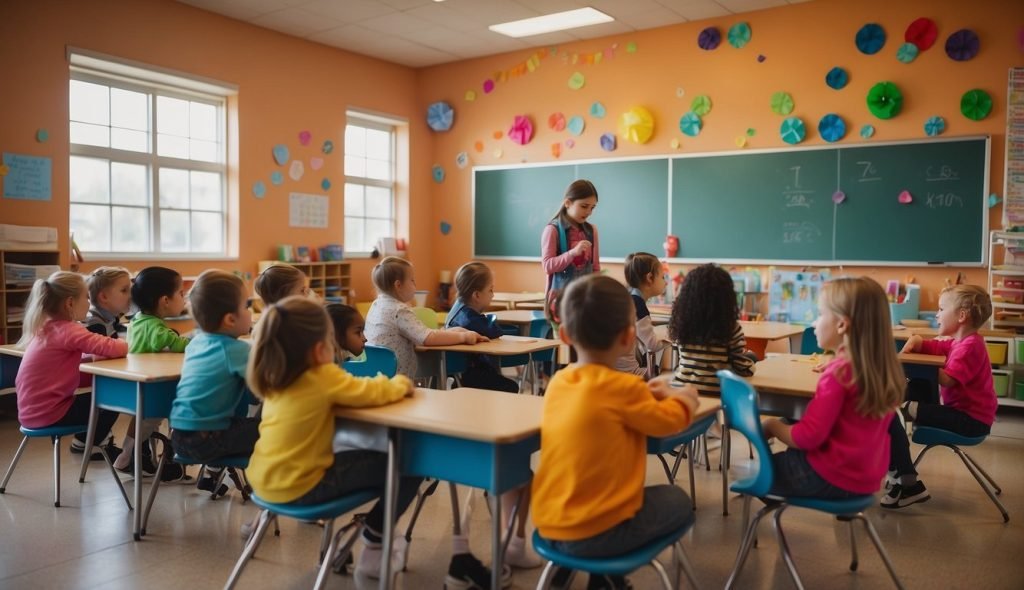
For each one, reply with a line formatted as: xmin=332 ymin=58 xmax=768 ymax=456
xmin=355 ymin=537 xmax=409 ymax=579
xmin=504 ymin=535 xmax=542 ymax=569
xmin=884 ymin=470 xmax=898 ymax=491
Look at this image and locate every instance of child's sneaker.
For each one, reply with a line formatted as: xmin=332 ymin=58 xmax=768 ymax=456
xmin=444 ymin=552 xmax=512 ymax=589
xmin=880 ymin=481 xmax=930 ymax=509
xmin=883 ymin=471 xmax=898 ymax=490
xmin=587 ymin=574 xmax=633 ymax=590
xmin=504 ymin=535 xmax=542 ymax=569
xmin=197 ymin=473 xmax=229 ymax=497
xmin=115 ymin=447 xmax=158 ymax=478
xmin=354 ymin=536 xmax=409 ymax=579
xmin=70 ymin=439 xmax=122 ymax=462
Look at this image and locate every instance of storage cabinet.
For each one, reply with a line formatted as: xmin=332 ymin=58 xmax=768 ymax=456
xmin=1 ymin=249 xmax=61 ymax=345
xmin=257 ymin=261 xmax=352 ymax=304
xmin=987 ymin=231 xmax=1024 ymax=407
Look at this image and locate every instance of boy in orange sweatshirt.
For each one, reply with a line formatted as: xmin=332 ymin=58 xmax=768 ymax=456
xmin=531 ymin=274 xmax=699 ymax=590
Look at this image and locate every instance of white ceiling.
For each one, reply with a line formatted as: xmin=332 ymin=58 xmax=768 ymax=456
xmin=176 ymin=0 xmax=814 ymax=68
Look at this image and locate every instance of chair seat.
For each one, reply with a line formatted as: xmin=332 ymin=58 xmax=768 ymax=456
xmin=20 ymin=425 xmax=87 ymax=438
xmin=912 ymin=426 xmax=986 ymax=447
xmin=174 ymin=454 xmax=250 ymax=469
xmin=532 ymin=525 xmax=690 ymax=576
xmin=786 ymin=494 xmax=875 ymax=515
xmin=646 ymin=414 xmax=717 ymax=454
xmin=251 ymin=490 xmax=378 ymax=521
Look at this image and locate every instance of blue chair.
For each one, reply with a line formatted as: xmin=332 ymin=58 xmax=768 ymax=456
xmin=648 ymin=412 xmax=719 ymax=511
xmin=0 ymin=424 xmax=128 ymax=508
xmin=344 ymin=345 xmax=399 ymax=379
xmin=799 ymin=326 xmax=823 ymax=355
xmin=224 ymin=490 xmax=379 ymax=590
xmin=532 ymin=525 xmax=699 ymax=590
xmin=912 ymin=426 xmax=1008 ymax=522
xmin=717 ymin=371 xmax=904 ymax=590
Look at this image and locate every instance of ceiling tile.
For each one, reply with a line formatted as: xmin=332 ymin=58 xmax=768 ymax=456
xmin=178 ymin=0 xmax=263 ymax=21
xmin=358 ymin=11 xmax=435 ymax=35
xmin=355 ymin=37 xmax=458 ymax=66
xmin=404 ymin=3 xmax=486 ymax=33
xmin=564 ymin=21 xmax=636 ymax=40
xmin=440 ymin=0 xmax=537 ymax=24
xmin=513 ymin=0 xmax=589 ymax=12
xmin=616 ymin=6 xmax=689 ymax=29
xmin=250 ymin=7 xmax=342 ymax=36
xmin=590 ymin=0 xmax=669 ymax=16
xmin=665 ymin=1 xmax=732 ymax=19
xmin=217 ymin=0 xmax=307 ymax=16
xmin=377 ymin=0 xmax=436 ymax=9
xmin=308 ymin=24 xmax=383 ymax=50
xmin=300 ymin=0 xmax=396 ymax=22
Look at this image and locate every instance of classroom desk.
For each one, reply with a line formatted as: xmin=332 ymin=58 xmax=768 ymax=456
xmin=78 ymin=353 xmax=184 ymax=541
xmin=335 ymin=387 xmax=543 ymax=590
xmin=891 ymin=325 xmax=1015 ymax=340
xmin=0 ymin=345 xmax=24 ymax=393
xmin=738 ymin=321 xmax=807 ymax=359
xmin=490 ymin=309 xmax=545 ymax=336
xmin=416 ymin=335 xmax=561 ymax=395
xmin=491 ymin=292 xmax=545 ymax=310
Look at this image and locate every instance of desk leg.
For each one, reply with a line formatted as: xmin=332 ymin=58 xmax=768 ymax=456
xmin=78 ymin=375 xmax=98 ymax=483
xmin=133 ymin=384 xmax=144 ymax=541
xmin=440 ymin=351 xmax=449 ymax=390
xmin=380 ymin=430 xmax=399 ymax=590
xmin=722 ymin=419 xmax=731 ymax=516
xmin=528 ymin=352 xmax=536 ymax=396
xmin=786 ymin=333 xmax=802 ymax=354
xmin=490 ymin=491 xmax=502 ymax=590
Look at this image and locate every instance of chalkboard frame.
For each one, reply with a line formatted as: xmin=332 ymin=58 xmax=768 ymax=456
xmin=471 ymin=135 xmax=990 ymax=266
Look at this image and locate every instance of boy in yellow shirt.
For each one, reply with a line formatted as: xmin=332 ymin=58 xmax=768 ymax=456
xmin=531 ymin=275 xmax=698 ymax=590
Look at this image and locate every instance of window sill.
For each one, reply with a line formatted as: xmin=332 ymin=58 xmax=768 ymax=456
xmin=82 ymin=252 xmax=239 ymax=262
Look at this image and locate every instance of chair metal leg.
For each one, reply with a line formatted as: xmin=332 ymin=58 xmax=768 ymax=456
xmin=331 ymin=516 xmax=366 ymax=574
xmin=403 ymin=478 xmax=439 ymax=541
xmin=703 ymin=436 xmax=711 ymax=471
xmin=657 ymin=454 xmax=675 ymax=484
xmin=961 ymin=450 xmax=1003 ymax=494
xmin=313 ymin=521 xmax=342 ymax=590
xmin=78 ymin=379 xmax=98 ymax=484
xmin=725 ymin=501 xmax=780 ymax=590
xmin=721 ymin=425 xmax=732 ymax=516
xmin=0 ymin=435 xmax=29 ymax=493
xmin=772 ymin=506 xmax=806 ymax=590
xmin=448 ymin=482 xmax=463 ymax=536
xmin=855 ymin=514 xmax=906 ymax=590
xmin=687 ymin=448 xmax=697 ymax=511
xmin=225 ymin=509 xmax=275 ymax=589
xmin=675 ymin=542 xmax=701 ymax=589
xmin=650 ymin=557 xmax=674 ymax=590
xmin=318 ymin=518 xmax=336 ymax=563
xmin=52 ymin=435 xmax=62 ymax=507
xmin=952 ymin=446 xmax=1010 ymax=523
xmin=140 ymin=434 xmax=171 ymax=536
xmin=845 ymin=517 xmax=858 ymax=571
xmin=911 ymin=444 xmax=937 ymax=468
xmin=534 ymin=561 xmax=557 ymax=590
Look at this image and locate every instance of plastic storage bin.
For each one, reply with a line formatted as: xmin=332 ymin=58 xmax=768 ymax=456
xmin=1017 ymin=382 xmax=1024 ymax=401
xmin=992 ymin=371 xmax=1010 ymax=397
xmin=985 ymin=341 xmax=1008 ymax=365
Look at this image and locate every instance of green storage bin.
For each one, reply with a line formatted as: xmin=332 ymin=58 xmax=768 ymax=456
xmin=992 ymin=372 xmax=1009 ymax=398
xmin=1017 ymin=382 xmax=1024 ymax=401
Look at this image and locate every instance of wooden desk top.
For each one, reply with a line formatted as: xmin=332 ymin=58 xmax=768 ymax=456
xmin=490 ymin=310 xmax=544 ymax=325
xmin=335 ymin=387 xmax=543 ymax=444
xmin=692 ymin=396 xmax=721 ymax=421
xmin=0 ymin=344 xmax=25 ymax=358
xmin=739 ymin=321 xmax=807 ymax=341
xmin=750 ymin=351 xmax=946 ymax=398
xmin=416 ymin=334 xmax=560 ymax=355
xmin=892 ymin=325 xmax=1015 ymax=340
xmin=79 ymin=353 xmax=184 ymax=382
xmin=492 ymin=292 xmax=545 ymax=304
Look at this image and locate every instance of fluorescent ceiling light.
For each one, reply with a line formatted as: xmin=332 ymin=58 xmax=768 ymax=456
xmin=489 ymin=7 xmax=614 ymax=38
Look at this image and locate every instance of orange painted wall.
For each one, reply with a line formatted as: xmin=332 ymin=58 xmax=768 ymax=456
xmin=417 ymin=0 xmax=1023 ymax=310
xmin=0 ymin=0 xmax=433 ymax=302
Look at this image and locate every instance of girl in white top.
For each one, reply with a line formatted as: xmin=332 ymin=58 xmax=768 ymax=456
xmin=615 ymin=252 xmax=669 ymax=378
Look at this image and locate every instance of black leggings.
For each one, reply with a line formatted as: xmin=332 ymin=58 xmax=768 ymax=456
xmin=48 ymin=393 xmax=119 ymax=445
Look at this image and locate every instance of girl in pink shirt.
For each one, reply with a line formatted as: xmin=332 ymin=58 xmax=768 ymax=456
xmin=15 ymin=272 xmax=128 ymax=459
xmin=763 ymin=277 xmax=904 ymax=498
xmin=885 ymin=285 xmax=997 ymax=509
xmin=541 ymin=179 xmax=600 ymax=313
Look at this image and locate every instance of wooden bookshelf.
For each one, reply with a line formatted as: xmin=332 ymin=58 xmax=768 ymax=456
xmin=256 ymin=260 xmax=352 ymax=304
xmin=1 ymin=249 xmax=60 ymax=345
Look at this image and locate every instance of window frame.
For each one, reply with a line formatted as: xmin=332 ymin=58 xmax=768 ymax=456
xmin=344 ymin=115 xmax=398 ymax=257
xmin=68 ymin=67 xmax=230 ymax=259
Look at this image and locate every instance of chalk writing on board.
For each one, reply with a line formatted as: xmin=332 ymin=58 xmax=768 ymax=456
xmin=782 ymin=222 xmax=822 ymax=244
xmin=2 ymin=153 xmax=52 ymax=200
xmin=784 ymin=191 xmax=814 ymax=208
xmin=925 ymin=165 xmax=960 ymax=182
xmin=790 ymin=166 xmax=802 ymax=189
xmin=856 ymin=161 xmax=882 ymax=183
xmin=926 ymin=192 xmax=964 ymax=208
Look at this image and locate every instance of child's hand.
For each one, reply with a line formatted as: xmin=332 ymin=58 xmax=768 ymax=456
xmin=463 ymin=331 xmax=490 ymax=344
xmin=670 ymin=384 xmax=700 ymax=417
xmin=395 ymin=375 xmax=415 ymax=397
xmin=572 ymin=240 xmax=592 ymax=256
xmin=900 ymin=335 xmax=922 ymax=353
xmin=647 ymin=374 xmax=674 ymax=400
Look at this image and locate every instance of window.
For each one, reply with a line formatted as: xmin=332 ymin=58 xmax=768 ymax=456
xmin=345 ymin=117 xmax=396 ymax=254
xmin=68 ymin=56 xmax=230 ymax=257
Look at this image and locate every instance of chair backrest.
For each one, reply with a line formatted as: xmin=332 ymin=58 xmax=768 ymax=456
xmin=412 ymin=306 xmax=438 ymax=328
xmin=717 ymin=370 xmax=774 ymax=497
xmin=343 ymin=345 xmax=398 ymax=378
xmin=800 ymin=326 xmax=823 ymax=355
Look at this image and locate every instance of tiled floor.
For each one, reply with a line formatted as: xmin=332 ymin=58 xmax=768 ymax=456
xmin=1 ymin=408 xmax=1022 ymax=589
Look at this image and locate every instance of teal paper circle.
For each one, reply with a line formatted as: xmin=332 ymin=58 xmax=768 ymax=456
xmin=924 ymin=116 xmax=945 ymax=136
xmin=567 ymin=116 xmax=585 ymax=136
xmin=780 ymin=117 xmax=806 ymax=144
xmin=860 ymin=124 xmax=875 ymax=138
xmin=728 ymin=22 xmax=752 ymax=48
xmin=679 ymin=112 xmax=702 ymax=137
xmin=896 ymin=42 xmax=919 ymax=63
xmin=270 ymin=171 xmax=284 ymax=185
xmin=817 ymin=114 xmax=846 ymax=142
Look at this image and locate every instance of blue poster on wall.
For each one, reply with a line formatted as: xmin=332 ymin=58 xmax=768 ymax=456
xmin=2 ymin=153 xmax=52 ymax=201
xmin=768 ymin=269 xmax=830 ymax=324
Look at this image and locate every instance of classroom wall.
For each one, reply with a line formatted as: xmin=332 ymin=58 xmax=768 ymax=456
xmin=0 ymin=0 xmax=434 ymax=302
xmin=418 ymin=0 xmax=1023 ymax=310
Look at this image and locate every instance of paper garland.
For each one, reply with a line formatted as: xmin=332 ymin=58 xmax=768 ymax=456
xmin=818 ymin=114 xmax=846 ymax=143
xmin=567 ymin=116 xmax=585 ymax=136
xmin=600 ymin=133 xmax=617 ymax=152
xmin=679 ymin=112 xmax=702 ymax=137
xmin=728 ymin=22 xmax=752 ymax=48
xmin=508 ymin=115 xmax=534 ymax=145
xmin=905 ymin=18 xmax=938 ymax=51
xmin=619 ymin=107 xmax=655 ymax=144
xmin=960 ymin=89 xmax=993 ymax=121
xmin=780 ymin=117 xmax=806 ymax=144
xmin=867 ymin=81 xmax=903 ymax=119
xmin=690 ymin=95 xmax=712 ymax=116
xmin=770 ymin=91 xmax=795 ymax=115
xmin=698 ymin=27 xmax=721 ymax=50
xmin=896 ymin=42 xmax=918 ymax=64
xmin=826 ymin=67 xmax=848 ymax=90
xmin=856 ymin=23 xmax=886 ymax=55
xmin=426 ymin=101 xmax=454 ymax=132
xmin=946 ymin=29 xmax=980 ymax=61
xmin=924 ymin=116 xmax=946 ymax=136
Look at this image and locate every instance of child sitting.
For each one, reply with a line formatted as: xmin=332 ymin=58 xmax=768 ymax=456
xmin=83 ymin=266 xmax=131 ymax=339
xmin=886 ymin=285 xmax=998 ymax=509
xmin=254 ymin=263 xmax=311 ymax=307
xmin=326 ymin=303 xmax=367 ymax=362
xmin=245 ymin=296 xmax=421 ymax=579
xmin=15 ymin=272 xmax=126 ymax=461
xmin=615 ymin=252 xmax=668 ymax=378
xmin=170 ymin=270 xmax=258 ymax=496
xmin=532 ymin=275 xmax=698 ymax=590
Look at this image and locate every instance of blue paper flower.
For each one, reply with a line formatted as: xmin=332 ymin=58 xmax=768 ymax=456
xmin=896 ymin=42 xmax=918 ymax=64
xmin=252 ymin=181 xmax=266 ymax=198
xmin=679 ymin=112 xmax=702 ymax=137
xmin=432 ymin=165 xmax=445 ymax=183
xmin=590 ymin=102 xmax=606 ymax=118
xmin=567 ymin=116 xmax=585 ymax=136
xmin=780 ymin=117 xmax=806 ymax=145
xmin=728 ymin=22 xmax=752 ymax=48
xmin=321 ymin=178 xmax=331 ymax=191
xmin=698 ymin=27 xmax=721 ymax=50
xmin=856 ymin=23 xmax=886 ymax=55
xmin=426 ymin=101 xmax=454 ymax=132
xmin=826 ymin=67 xmax=848 ymax=90
xmin=818 ymin=114 xmax=846 ymax=143
xmin=270 ymin=171 xmax=284 ymax=185
xmin=860 ymin=124 xmax=875 ymax=139
xmin=924 ymin=116 xmax=946 ymax=136
xmin=600 ymin=133 xmax=617 ymax=152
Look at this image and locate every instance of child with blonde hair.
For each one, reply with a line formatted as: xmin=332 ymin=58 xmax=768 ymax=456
xmin=886 ymin=284 xmax=997 ymax=509
xmin=763 ymin=277 xmax=904 ymax=499
xmin=83 ymin=266 xmax=131 ymax=338
xmin=245 ymin=296 xmax=420 ymax=579
xmin=445 ymin=261 xmax=518 ymax=393
xmin=15 ymin=272 xmax=126 ymax=460
xmin=616 ymin=252 xmax=668 ymax=378
xmin=254 ymin=263 xmax=311 ymax=306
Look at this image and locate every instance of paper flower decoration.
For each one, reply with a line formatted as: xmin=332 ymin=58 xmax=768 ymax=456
xmin=856 ymin=23 xmax=886 ymax=55
xmin=960 ymin=89 xmax=993 ymax=121
xmin=679 ymin=112 xmax=702 ymax=137
xmin=272 ymin=144 xmax=289 ymax=166
xmin=818 ymin=114 xmax=846 ymax=143
xmin=860 ymin=125 xmax=875 ymax=138
xmin=590 ymin=102 xmax=606 ymax=118
xmin=322 ymin=140 xmax=334 ymax=154
xmin=866 ymin=82 xmax=903 ymax=119
xmin=770 ymin=91 xmax=794 ymax=115
xmin=432 ymin=165 xmax=445 ymax=183
xmin=619 ymin=107 xmax=655 ymax=144
xmin=508 ymin=115 xmax=534 ymax=145
xmin=565 ymin=139 xmax=575 ymax=149
xmin=567 ymin=116 xmax=585 ymax=136
xmin=270 ymin=171 xmax=283 ymax=185
xmin=826 ymin=67 xmax=848 ymax=90
xmin=728 ymin=22 xmax=752 ymax=48
xmin=551 ymin=142 xmax=561 ymax=159
xmin=298 ymin=130 xmax=312 ymax=146
xmin=690 ymin=95 xmax=712 ymax=116
xmin=780 ymin=117 xmax=806 ymax=145
xmin=483 ymin=79 xmax=495 ymax=93
xmin=427 ymin=101 xmax=454 ymax=132
xmin=989 ymin=193 xmax=1001 ymax=209
xmin=440 ymin=221 xmax=452 ymax=235
xmin=465 ymin=90 xmax=476 ymax=102
xmin=905 ymin=18 xmax=938 ymax=51
xmin=946 ymin=29 xmax=980 ymax=61
xmin=310 ymin=157 xmax=324 ymax=171
xmin=698 ymin=27 xmax=721 ymax=50
xmin=36 ymin=129 xmax=48 ymax=143
xmin=924 ymin=116 xmax=946 ymax=136
xmin=252 ymin=181 xmax=266 ymax=198
xmin=600 ymin=133 xmax=617 ymax=152
xmin=896 ymin=42 xmax=919 ymax=64
xmin=455 ymin=152 xmax=469 ymax=168
xmin=548 ymin=112 xmax=566 ymax=131
xmin=568 ymin=72 xmax=585 ymax=90
xmin=735 ymin=136 xmax=747 ymax=148
xmin=289 ymin=159 xmax=304 ymax=181
xmin=321 ymin=178 xmax=331 ymax=191
xmin=670 ymin=138 xmax=680 ymax=149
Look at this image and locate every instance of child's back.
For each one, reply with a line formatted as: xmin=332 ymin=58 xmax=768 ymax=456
xmin=171 ymin=330 xmax=250 ymax=431
xmin=364 ymin=292 xmax=430 ymax=376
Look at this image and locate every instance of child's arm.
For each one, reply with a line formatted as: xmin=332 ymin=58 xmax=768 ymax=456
xmin=541 ymin=225 xmax=588 ymax=275
xmin=423 ymin=328 xmax=488 ymax=346
xmin=454 ymin=311 xmax=504 ymax=339
xmin=728 ymin=325 xmax=756 ymax=376
xmin=762 ymin=418 xmax=796 ymax=447
xmin=784 ymin=370 xmax=846 ymax=450
xmin=324 ymin=364 xmax=414 ymax=407
xmin=590 ymin=226 xmax=600 ymax=272
xmin=904 ymin=334 xmax=953 ymax=356
xmin=152 ymin=325 xmax=190 ymax=352
xmin=67 ymin=323 xmax=128 ymax=359
xmin=620 ymin=376 xmax=694 ymax=437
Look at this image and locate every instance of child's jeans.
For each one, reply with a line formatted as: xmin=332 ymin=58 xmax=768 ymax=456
xmin=292 ymin=450 xmax=423 ymax=538
xmin=768 ymin=449 xmax=860 ymax=499
xmin=170 ymin=417 xmax=261 ymax=463
xmin=547 ymin=485 xmax=693 ymax=557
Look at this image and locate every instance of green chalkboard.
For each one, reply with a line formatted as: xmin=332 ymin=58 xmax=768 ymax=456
xmin=473 ymin=137 xmax=989 ymax=264
xmin=474 ymin=159 xmax=668 ymax=259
